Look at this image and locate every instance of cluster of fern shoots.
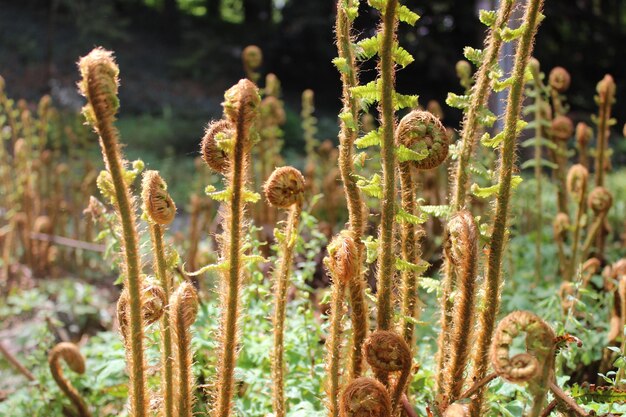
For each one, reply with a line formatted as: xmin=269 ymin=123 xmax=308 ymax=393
xmin=10 ymin=1 xmax=626 ymax=417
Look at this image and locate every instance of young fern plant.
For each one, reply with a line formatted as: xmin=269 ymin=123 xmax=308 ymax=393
xmin=467 ymin=1 xmax=545 ymax=415
xmin=264 ymin=166 xmax=306 ymax=417
xmin=48 ymin=342 xmax=92 ymax=417
xmin=77 ymin=48 xmax=149 ymax=417
xmin=140 ymin=170 xmax=177 ymax=417
xmin=194 ymin=78 xmax=262 ymax=417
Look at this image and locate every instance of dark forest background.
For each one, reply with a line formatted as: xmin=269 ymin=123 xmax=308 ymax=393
xmin=1 ymin=0 xmax=624 ymax=157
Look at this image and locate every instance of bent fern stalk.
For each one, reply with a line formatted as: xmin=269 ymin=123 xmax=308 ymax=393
xmin=468 ymin=1 xmax=545 ymax=415
xmin=78 ymin=48 xmax=148 ymax=417
xmin=264 ymin=166 xmax=305 ymax=417
xmin=48 ymin=342 xmax=92 ymax=417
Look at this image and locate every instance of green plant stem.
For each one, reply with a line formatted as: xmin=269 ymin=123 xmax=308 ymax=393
xmin=214 ymin=103 xmax=249 ymax=417
xmin=469 ymin=1 xmax=544 ymax=415
xmin=272 ymin=204 xmax=302 ymax=417
xmin=451 ymin=0 xmax=515 ymax=211
xmin=150 ymin=224 xmax=174 ymax=417
xmin=335 ymin=0 xmax=368 ymax=379
xmin=375 ymin=0 xmax=399 ymax=333
xmin=533 ymin=82 xmax=544 ymax=281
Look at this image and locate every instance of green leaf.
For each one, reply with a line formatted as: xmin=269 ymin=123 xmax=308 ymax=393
xmin=501 ymin=23 xmax=527 ymax=42
xmin=368 ymin=0 xmax=385 ymax=10
xmin=332 ymin=57 xmax=350 ymax=74
xmin=463 ymin=47 xmax=484 ymax=66
xmin=419 ymin=277 xmax=440 ymax=294
xmin=205 ymin=185 xmax=231 ymax=201
xmin=392 ymin=44 xmax=414 ymax=68
xmin=395 ymin=207 xmax=427 ymax=225
xmin=362 ymin=236 xmax=379 ymax=264
xmin=420 ymin=205 xmax=452 ymax=218
xmin=479 ymin=10 xmax=497 ymax=27
xmin=398 ymin=5 xmax=420 ymax=25
xmin=393 ymin=92 xmax=419 ymax=110
xmin=356 ymin=173 xmax=383 ymax=198
xmin=396 ymin=258 xmax=430 ymax=274
xmin=396 ymin=144 xmax=428 ymax=163
xmin=339 ymin=111 xmax=358 ymax=130
xmin=355 ymin=129 xmax=381 ymax=149
xmin=355 ymin=35 xmax=380 ymax=60
xmin=446 ymin=93 xmax=470 ymax=110
xmin=521 ymin=159 xmax=558 ymax=170
xmin=351 ymin=81 xmax=379 ymax=109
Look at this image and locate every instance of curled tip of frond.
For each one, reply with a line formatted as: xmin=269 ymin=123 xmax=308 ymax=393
xmin=142 ymin=284 xmax=167 ymax=326
xmin=582 ymin=258 xmax=601 ymax=275
xmin=325 ymin=231 xmax=359 ymax=285
xmin=339 ymin=377 xmax=392 ymax=417
xmin=552 ymin=212 xmax=570 ymax=237
xmin=34 ymin=215 xmax=53 ymax=234
xmin=445 ymin=210 xmax=477 ymax=265
xmin=566 ymin=164 xmax=588 ymax=200
xmin=363 ymin=330 xmax=411 ymax=373
xmin=575 ymin=122 xmax=592 ymax=146
xmin=588 ymin=186 xmax=613 ymax=215
xmin=490 ymin=311 xmax=555 ymax=384
xmin=427 ymin=100 xmax=444 ymax=120
xmin=265 ymin=73 xmax=281 ymax=97
xmin=201 ymin=119 xmax=234 ymax=175
xmin=141 ymin=170 xmax=176 ymax=225
xmin=613 ymin=259 xmax=626 ymax=278
xmin=527 ymin=57 xmax=540 ymax=79
xmin=551 ymin=115 xmax=574 ymax=141
xmin=443 ymin=403 xmax=470 ymax=417
xmin=455 ymin=60 xmax=472 ymax=80
xmin=559 ymin=281 xmax=576 ymax=312
xmin=77 ymin=47 xmax=120 ymax=125
xmin=263 ymin=166 xmax=305 ymax=208
xmin=14 ymin=138 xmax=27 ymax=158
xmin=49 ymin=342 xmax=86 ymax=375
xmin=548 ymin=67 xmax=571 ymax=92
xmin=396 ymin=110 xmax=449 ymax=170
xmin=302 ymin=88 xmax=314 ymax=102
xmin=171 ymin=281 xmax=199 ymax=329
xmin=597 ymin=74 xmax=616 ymax=100
xmin=242 ymin=45 xmax=263 ymax=71
xmin=260 ymin=96 xmax=286 ymax=125
xmin=223 ymin=79 xmax=261 ymax=129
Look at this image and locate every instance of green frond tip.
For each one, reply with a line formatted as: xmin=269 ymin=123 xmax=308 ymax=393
xmin=492 ymin=76 xmax=515 ymax=92
xmin=477 ymin=107 xmax=497 ymax=127
xmin=332 ymin=57 xmax=351 ymax=74
xmin=184 ymin=260 xmax=230 ymax=276
xmin=205 ymin=185 xmax=231 ymax=201
xmin=500 ymin=23 xmax=528 ymax=42
xmin=521 ymin=159 xmax=558 ymax=170
xmin=398 ymin=5 xmax=420 ymax=25
xmin=355 ymin=35 xmax=380 ymax=60
xmin=471 ymin=175 xmax=523 ymax=198
xmin=342 ymin=0 xmax=360 ymax=21
xmin=351 ymin=80 xmax=379 ymax=109
xmin=355 ymin=129 xmax=381 ymax=149
xmin=362 ymin=236 xmax=379 ymax=264
xmin=392 ymin=44 xmax=414 ymax=68
xmin=339 ymin=111 xmax=358 ymax=131
xmin=446 ymin=93 xmax=470 ymax=110
xmin=396 ymin=144 xmax=428 ymax=163
xmin=419 ymin=277 xmax=440 ymax=294
xmin=395 ymin=258 xmax=430 ymax=274
xmin=481 ymin=120 xmax=527 ymax=148
xmin=420 ymin=205 xmax=452 ymax=218
xmin=353 ymin=151 xmax=368 ymax=168
xmin=479 ymin=9 xmax=497 ymax=27
xmin=395 ymin=207 xmax=427 ymax=225
xmin=368 ymin=0 xmax=385 ymax=11
xmin=393 ymin=92 xmax=419 ymax=110
xmin=356 ymin=173 xmax=383 ymax=199
xmin=463 ymin=46 xmax=484 ymax=66
xmin=242 ymin=190 xmax=261 ymax=203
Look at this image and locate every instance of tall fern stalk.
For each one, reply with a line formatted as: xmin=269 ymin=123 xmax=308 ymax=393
xmin=78 ymin=48 xmax=148 ymax=417
xmin=334 ymin=0 xmax=368 ymax=379
xmin=469 ymin=1 xmax=545 ymax=415
xmin=376 ymin=0 xmax=399 ymax=332
xmin=451 ymin=0 xmax=515 ymax=211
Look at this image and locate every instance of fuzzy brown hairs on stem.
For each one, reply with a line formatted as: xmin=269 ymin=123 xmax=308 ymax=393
xmin=325 ymin=231 xmax=358 ymax=417
xmin=438 ymin=211 xmax=478 ymax=408
xmin=335 ymin=0 xmax=369 ymax=379
xmin=265 ymin=166 xmax=305 ymax=417
xmin=491 ymin=311 xmax=555 ymax=417
xmin=212 ymin=78 xmax=260 ymax=417
xmin=141 ymin=170 xmax=176 ymax=417
xmin=48 ymin=342 xmax=92 ymax=417
xmin=339 ymin=377 xmax=392 ymax=417
xmin=468 ymin=1 xmax=545 ymax=415
xmin=77 ymin=48 xmax=148 ymax=417
xmin=170 ymin=282 xmax=199 ymax=417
